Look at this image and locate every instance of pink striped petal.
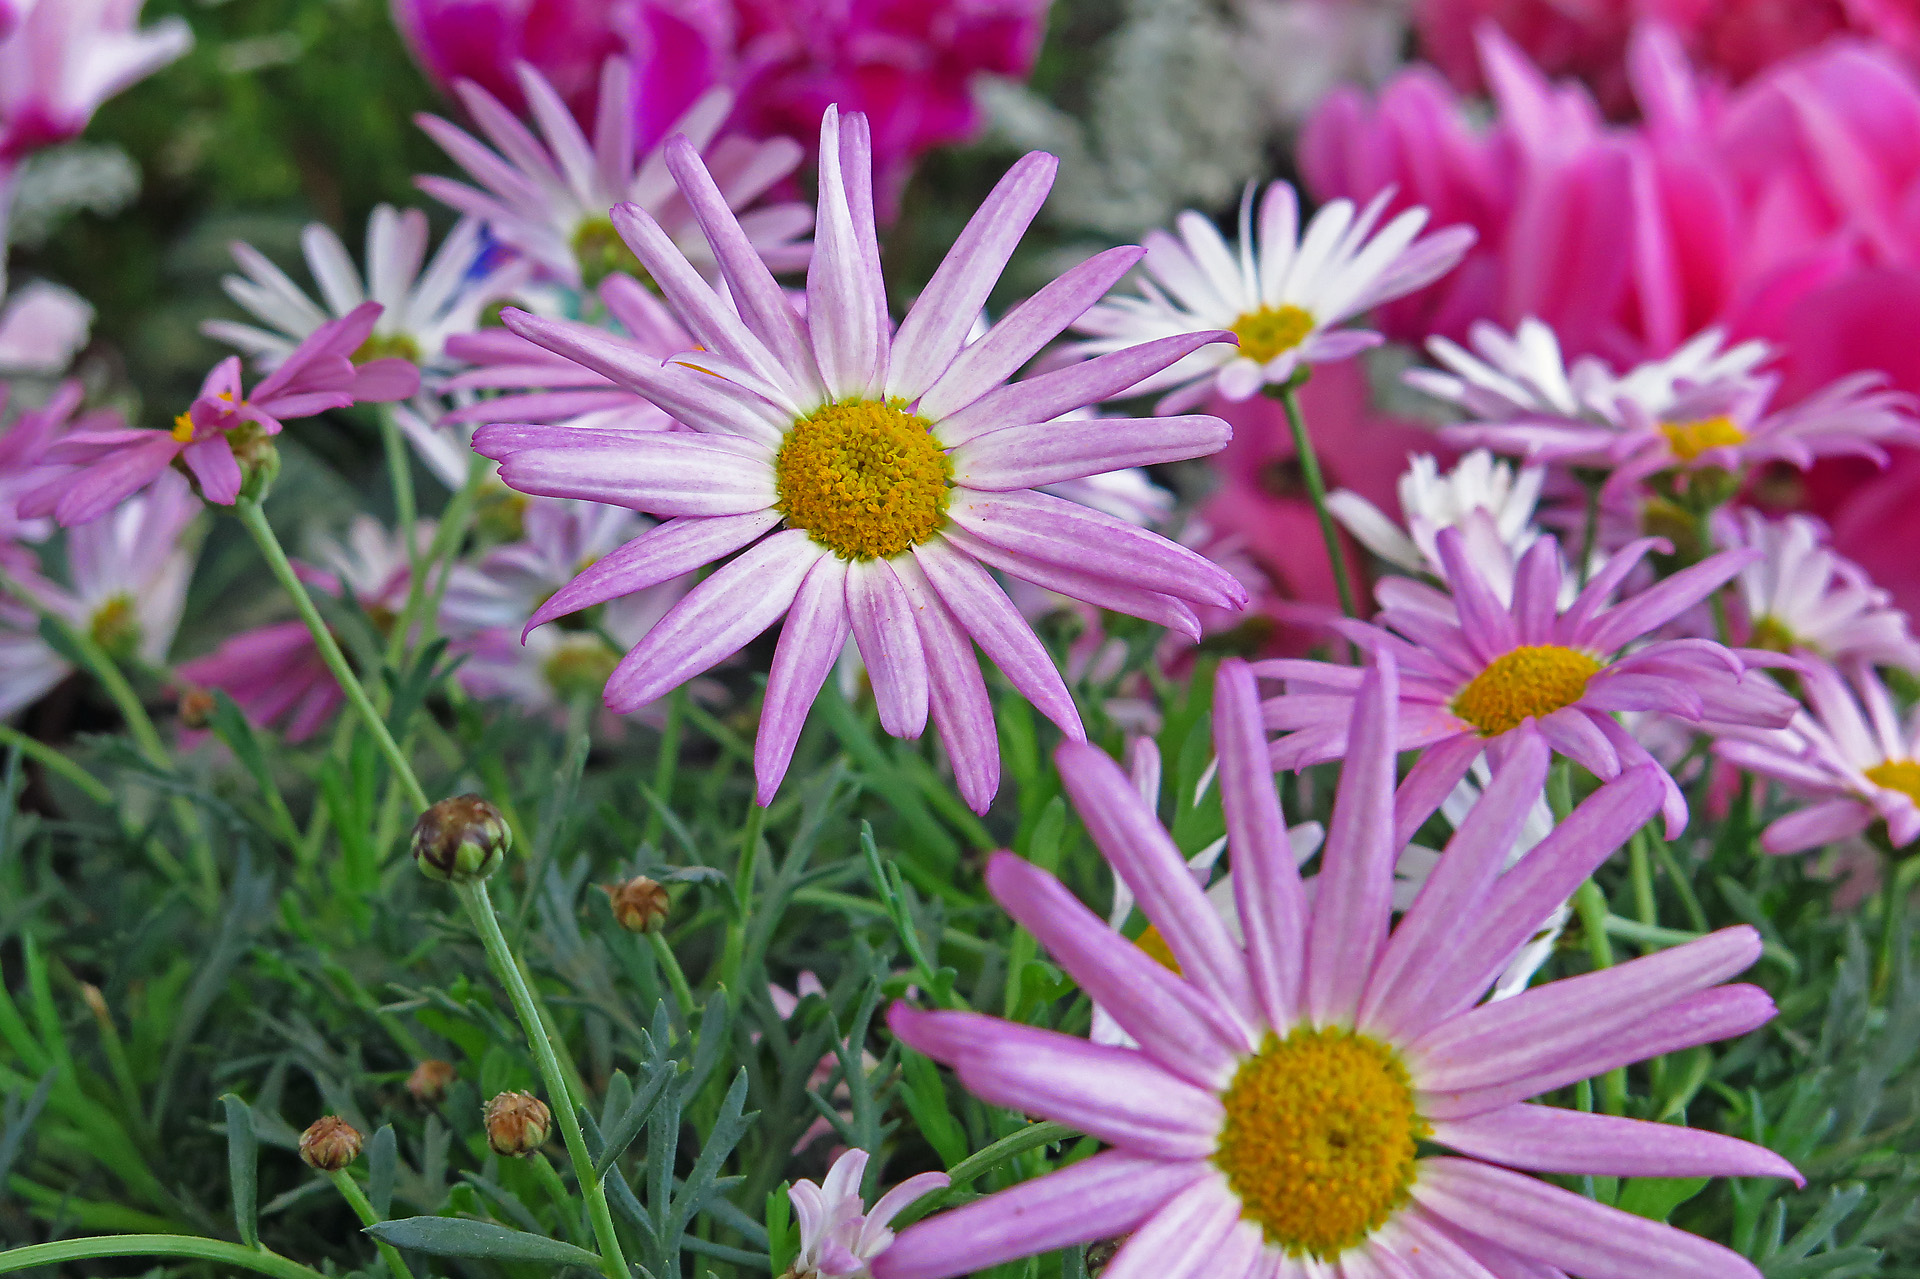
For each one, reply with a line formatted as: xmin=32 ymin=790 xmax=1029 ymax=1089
xmin=603 ymin=530 xmax=825 ymax=710
xmin=1431 ymin=1104 xmax=1801 ymax=1182
xmin=943 ymin=526 xmax=1201 ymax=639
xmin=807 ymin=106 xmax=887 ymax=399
xmin=755 ymin=556 xmax=851 ymax=804
xmin=892 ymin=554 xmax=999 ymax=813
xmin=1377 ymin=1209 xmax=1503 ymax=1279
xmin=1433 ymin=527 xmax=1517 ymax=663
xmin=913 ymin=537 xmax=1083 ymax=739
xmin=950 ymin=415 xmax=1231 ymax=492
xmin=1761 ymin=798 xmax=1874 ymax=855
xmin=1102 ymin=1178 xmax=1254 ymax=1279
xmin=1214 ymin=660 xmax=1308 ymax=1030
xmin=1055 ymin=739 xmax=1259 ymax=1038
xmin=871 ymin=1149 xmax=1209 ymax=1279
xmin=847 ymin=558 xmax=929 ymax=739
xmin=493 ymin=435 xmax=776 ymax=516
xmin=1580 ymin=549 xmax=1755 ymax=655
xmin=1413 ymin=1157 xmax=1763 ymax=1279
xmin=182 ymin=437 xmax=242 ymax=506
xmin=525 ymin=511 xmax=780 ymax=636
xmin=1306 ymin=651 xmax=1401 ymax=1025
xmin=1389 ymin=731 xmax=1484 ymax=850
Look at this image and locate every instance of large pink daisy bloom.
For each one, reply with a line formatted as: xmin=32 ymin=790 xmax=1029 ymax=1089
xmin=1259 ymin=527 xmax=1797 ymax=835
xmin=881 ymin=657 xmax=1796 ymax=1279
xmin=474 ymin=106 xmax=1247 ymax=810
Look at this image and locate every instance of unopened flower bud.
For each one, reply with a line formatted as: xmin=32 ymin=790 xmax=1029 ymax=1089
xmin=602 ymin=876 xmax=670 ymax=933
xmin=407 ymin=1059 xmax=456 ymax=1105
xmin=412 ymin=794 xmax=510 ymax=883
xmin=299 ymin=1115 xmax=363 ymax=1171
xmin=177 ymin=686 xmax=216 ymax=729
xmin=483 ymin=1090 xmax=551 ymax=1157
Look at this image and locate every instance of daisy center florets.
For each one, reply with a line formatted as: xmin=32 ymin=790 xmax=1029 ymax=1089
xmin=1214 ymin=1026 xmax=1426 ymax=1258
xmin=353 ymin=331 xmax=421 ymax=365
xmin=1231 ymin=305 xmax=1316 ymax=364
xmin=774 ymin=400 xmax=952 ymax=561
xmin=89 ymin=594 xmax=141 ymax=661
xmin=1748 ymin=615 xmax=1800 ymax=654
xmin=1134 ymin=925 xmax=1180 ymax=973
xmin=1452 ymin=644 xmax=1604 ymax=736
xmin=1865 ymin=759 xmax=1920 ymax=806
xmin=172 ymin=412 xmax=199 ymax=444
xmin=1661 ymin=415 xmax=1747 ymax=462
xmin=571 ymin=217 xmax=649 ymax=291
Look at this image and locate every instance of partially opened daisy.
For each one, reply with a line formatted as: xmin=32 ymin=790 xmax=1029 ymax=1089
xmin=1715 ymin=659 xmax=1920 ymax=855
xmin=1258 ymin=527 xmax=1797 ymax=834
xmin=1070 ymin=181 xmax=1475 ymax=412
xmin=1717 ymin=508 xmax=1920 ymax=671
xmin=880 ymin=658 xmax=1796 ymax=1279
xmin=787 ymin=1148 xmax=948 ymax=1279
xmin=474 ymin=107 xmax=1248 ymax=810
xmin=416 ymin=59 xmax=811 ymax=289
xmin=1325 ymin=449 xmax=1546 ymax=599
xmin=202 ymin=206 xmax=524 ymax=372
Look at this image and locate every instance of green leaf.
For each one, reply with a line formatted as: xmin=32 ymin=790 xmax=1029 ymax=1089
xmin=220 ymin=1095 xmax=259 ymax=1247
xmin=592 ymin=1062 xmax=673 ymax=1181
xmin=208 ymin=692 xmax=278 ymax=810
xmin=363 ymin=1216 xmax=602 ymax=1267
xmin=367 ymin=1125 xmax=396 ymax=1221
xmin=1616 ymin=1175 xmax=1709 ymax=1222
xmin=766 ymin=1186 xmax=797 ymax=1279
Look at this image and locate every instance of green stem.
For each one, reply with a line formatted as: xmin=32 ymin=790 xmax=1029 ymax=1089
xmin=1577 ymin=478 xmax=1601 ymax=590
xmin=457 ymin=880 xmax=628 ymax=1279
xmin=328 ymin=1169 xmax=416 ymax=1279
xmin=1876 ymin=848 xmax=1907 ymax=993
xmin=378 ymin=407 xmax=421 ymax=671
xmin=642 ymin=687 xmax=685 ymax=849
xmin=1628 ymin=829 xmax=1657 ymax=927
xmin=1274 ymin=381 xmax=1359 ymax=627
xmin=716 ymin=801 xmax=766 ymax=998
xmin=236 ymin=498 xmax=430 ymax=815
xmin=0 ymin=724 xmax=111 ymax=805
xmin=1572 ymin=879 xmax=1628 ymax=1116
xmin=0 ymin=1237 xmax=325 ymax=1279
xmin=649 ymin=930 xmax=698 ymax=1028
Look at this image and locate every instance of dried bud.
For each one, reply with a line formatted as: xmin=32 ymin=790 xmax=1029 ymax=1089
xmin=177 ymin=685 xmax=216 ymax=730
xmin=407 ymin=1059 xmax=456 ymax=1105
xmin=412 ymin=794 xmax=510 ymax=883
xmin=483 ymin=1090 xmax=551 ymax=1157
xmin=298 ymin=1115 xmax=363 ymax=1172
xmin=602 ymin=877 xmax=670 ymax=933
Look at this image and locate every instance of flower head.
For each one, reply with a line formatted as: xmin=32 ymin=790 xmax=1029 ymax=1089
xmin=297 ymin=1116 xmax=362 ymax=1172
xmin=880 ymin=658 xmax=1795 ymax=1279
xmin=482 ymin=1089 xmax=550 ymax=1156
xmin=0 ymin=0 xmax=190 ymax=162
xmin=1716 ymin=660 xmax=1920 ymax=855
xmin=416 ymin=58 xmax=811 ymax=289
xmin=1718 ymin=509 xmax=1920 ymax=671
xmin=1326 ymin=449 xmax=1547 ymax=599
xmin=1260 ymin=527 xmax=1797 ymax=834
xmin=475 ymin=107 xmax=1248 ymax=810
xmin=203 ymin=206 xmax=525 ymax=374
xmin=789 ymin=1148 xmax=948 ymax=1279
xmin=413 ymin=793 xmax=512 ymax=883
xmin=21 ymin=303 xmax=418 ymax=526
xmin=1071 ymin=181 xmax=1474 ymax=412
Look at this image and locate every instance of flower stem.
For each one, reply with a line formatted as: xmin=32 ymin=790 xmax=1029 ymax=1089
xmin=236 ymin=497 xmax=431 ymax=815
xmin=1571 ymin=879 xmax=1628 ymax=1116
xmin=1273 ymin=380 xmax=1360 ymax=626
xmin=456 ymin=880 xmax=629 ymax=1279
xmin=715 ymin=801 xmax=766 ymax=1000
xmin=649 ymin=929 xmax=698 ymax=1027
xmin=0 ymin=1237 xmax=324 ymax=1279
xmin=377 ymin=407 xmax=421 ymax=672
xmin=0 ymin=723 xmax=111 ymax=805
xmin=327 ymin=1169 xmax=416 ymax=1279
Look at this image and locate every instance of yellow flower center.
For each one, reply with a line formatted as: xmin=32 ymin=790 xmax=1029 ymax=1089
xmin=1214 ymin=1026 xmax=1426 ymax=1258
xmin=1747 ymin=615 xmax=1800 ymax=655
xmin=1451 ymin=644 xmax=1604 ymax=737
xmin=475 ymin=484 xmax=529 ymax=544
xmin=774 ymin=400 xmax=952 ymax=561
xmin=571 ymin=217 xmax=651 ymax=291
xmin=352 ymin=331 xmax=421 ymax=365
xmin=1865 ymin=759 xmax=1920 ymax=806
xmin=172 ymin=412 xmax=197 ymax=444
xmin=1661 ymin=415 xmax=1747 ymax=462
xmin=89 ymin=595 xmax=142 ymax=662
xmin=1231 ymin=305 xmax=1316 ymax=364
xmin=1135 ymin=924 xmax=1180 ymax=974
xmin=543 ymin=636 xmax=620 ymax=701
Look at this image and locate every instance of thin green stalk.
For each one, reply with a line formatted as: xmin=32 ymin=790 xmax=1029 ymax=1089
xmin=1628 ymin=829 xmax=1657 ymax=927
xmin=0 ymin=1237 xmax=325 ymax=1279
xmin=456 ymin=880 xmax=628 ymax=1279
xmin=1876 ymin=847 xmax=1908 ymax=993
xmin=378 ymin=407 xmax=421 ymax=670
xmin=531 ymin=1154 xmax=579 ymax=1234
xmin=1572 ymin=879 xmax=1628 ymax=1116
xmin=648 ymin=930 xmax=699 ymax=1027
xmin=1577 ymin=478 xmax=1601 ymax=589
xmin=642 ymin=687 xmax=686 ymax=848
xmin=237 ymin=498 xmax=430 ymax=814
xmin=716 ymin=801 xmax=766 ymax=998
xmin=0 ymin=724 xmax=111 ymax=805
xmin=328 ymin=1169 xmax=416 ymax=1279
xmin=1273 ymin=381 xmax=1359 ymax=626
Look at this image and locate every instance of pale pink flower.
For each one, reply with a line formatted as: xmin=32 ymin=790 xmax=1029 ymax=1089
xmin=789 ymin=1148 xmax=948 ymax=1279
xmin=1718 ymin=508 xmax=1920 ymax=671
xmin=0 ymin=280 xmax=92 ymax=375
xmin=0 ymin=0 xmax=190 ymax=162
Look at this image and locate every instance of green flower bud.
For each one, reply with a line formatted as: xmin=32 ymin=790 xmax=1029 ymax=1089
xmin=412 ymin=794 xmax=511 ymax=883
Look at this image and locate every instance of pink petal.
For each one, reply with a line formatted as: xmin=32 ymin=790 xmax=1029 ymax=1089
xmin=182 ymin=436 xmax=243 ymax=505
xmin=943 ymin=526 xmax=1201 ymax=639
xmin=525 ymin=511 xmax=782 ymax=636
xmin=846 ymin=558 xmax=929 ymax=739
xmin=892 ymin=555 xmax=1000 ymax=813
xmin=1431 ymin=1104 xmax=1801 ymax=1183
xmin=1101 ymin=1178 xmax=1254 ymax=1279
xmin=754 ymin=555 xmax=851 ymax=804
xmin=950 ymin=415 xmax=1231 ymax=492
xmin=493 ymin=434 xmax=776 ymax=516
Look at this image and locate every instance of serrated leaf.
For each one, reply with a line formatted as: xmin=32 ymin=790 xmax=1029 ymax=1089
xmin=593 ymin=1063 xmax=673 ymax=1181
xmin=220 ymin=1094 xmax=259 ymax=1247
xmin=363 ymin=1216 xmax=601 ymax=1267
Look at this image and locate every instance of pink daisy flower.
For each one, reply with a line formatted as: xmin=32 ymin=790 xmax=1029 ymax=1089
xmin=1717 ymin=509 xmax=1920 ymax=672
xmin=416 ymin=59 xmax=812 ymax=289
xmin=1715 ymin=659 xmax=1920 ymax=855
xmin=1258 ymin=527 xmax=1798 ymax=835
xmin=788 ymin=1148 xmax=948 ymax=1279
xmin=474 ymin=107 xmax=1248 ymax=810
xmin=20 ymin=302 xmax=418 ymax=527
xmin=880 ymin=657 xmax=1796 ymax=1279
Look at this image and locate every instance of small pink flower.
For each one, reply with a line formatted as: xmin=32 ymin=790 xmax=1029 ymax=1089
xmin=789 ymin=1148 xmax=948 ymax=1279
xmin=0 ymin=0 xmax=190 ymax=162
xmin=20 ymin=303 xmax=418 ymax=526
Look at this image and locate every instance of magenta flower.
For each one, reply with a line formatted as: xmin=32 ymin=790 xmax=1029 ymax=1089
xmin=1716 ymin=659 xmax=1920 ymax=855
xmin=416 ymin=58 xmax=811 ymax=289
xmin=20 ymin=302 xmax=418 ymax=527
xmin=476 ymin=107 xmax=1246 ymax=810
xmin=1259 ymin=528 xmax=1797 ymax=835
xmin=0 ymin=0 xmax=190 ymax=162
xmin=0 ymin=381 xmax=104 ymax=566
xmin=881 ymin=657 xmax=1795 ymax=1279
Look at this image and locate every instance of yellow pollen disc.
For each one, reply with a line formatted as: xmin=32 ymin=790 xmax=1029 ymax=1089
xmin=774 ymin=399 xmax=952 ymax=561
xmin=1231 ymin=304 xmax=1316 ymax=364
xmin=1134 ymin=925 xmax=1181 ymax=974
xmin=1661 ymin=415 xmax=1747 ymax=462
xmin=352 ymin=331 xmax=422 ymax=365
xmin=1451 ymin=644 xmax=1604 ymax=737
xmin=544 ymin=636 xmax=620 ymax=701
xmin=1865 ymin=759 xmax=1920 ymax=806
xmin=571 ymin=217 xmax=652 ymax=291
xmin=1747 ymin=615 xmax=1800 ymax=654
xmin=1213 ymin=1026 xmax=1426 ymax=1258
xmin=89 ymin=595 xmax=142 ymax=662
xmin=171 ymin=412 xmax=197 ymax=444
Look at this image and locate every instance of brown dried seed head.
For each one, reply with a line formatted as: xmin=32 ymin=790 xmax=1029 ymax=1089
xmin=298 ymin=1115 xmax=363 ymax=1172
xmin=483 ymin=1090 xmax=551 ymax=1157
xmin=407 ymin=1059 xmax=457 ymax=1105
xmin=603 ymin=877 xmax=671 ymax=933
xmin=411 ymin=794 xmax=511 ymax=883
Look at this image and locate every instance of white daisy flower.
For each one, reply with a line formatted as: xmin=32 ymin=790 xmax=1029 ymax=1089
xmin=1072 ymin=180 xmax=1475 ymax=411
xmin=1718 ymin=508 xmax=1920 ymax=671
xmin=1325 ymin=449 xmax=1547 ymax=594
